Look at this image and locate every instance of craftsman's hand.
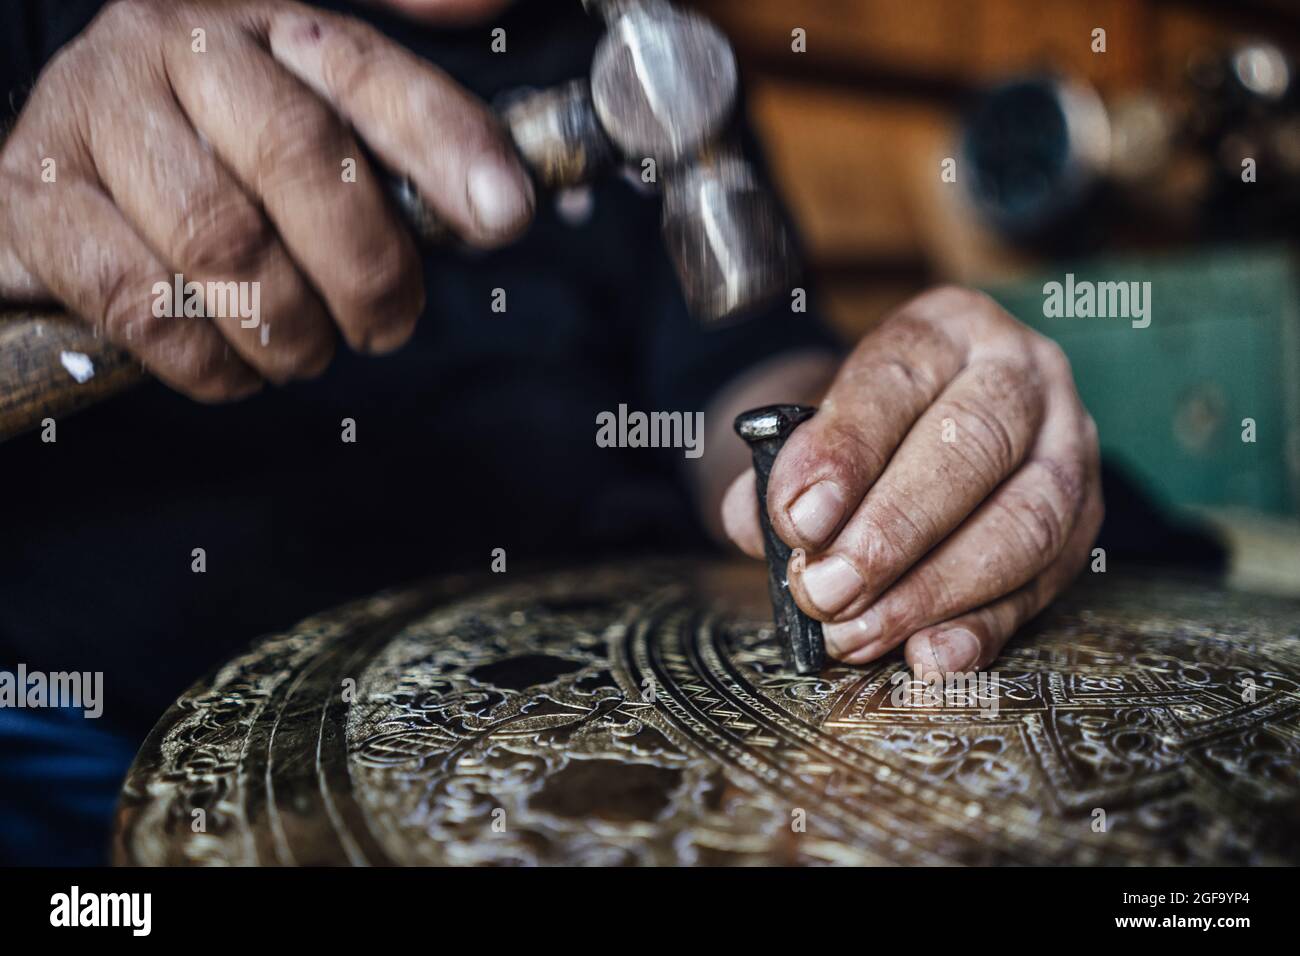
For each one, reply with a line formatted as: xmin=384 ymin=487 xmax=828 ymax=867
xmin=0 ymin=0 xmax=533 ymax=400
xmin=721 ymin=287 xmax=1103 ymax=676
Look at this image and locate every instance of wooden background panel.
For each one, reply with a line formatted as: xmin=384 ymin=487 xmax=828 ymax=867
xmin=697 ymin=0 xmax=1300 ymax=90
xmin=818 ymin=279 xmax=926 ymax=340
xmin=691 ymin=0 xmax=1300 ymax=344
xmin=748 ymin=81 xmax=952 ymax=263
xmin=967 ymin=0 xmax=1149 ymax=93
xmin=697 ymin=0 xmax=978 ymax=84
xmin=696 ymin=0 xmax=1150 ymax=89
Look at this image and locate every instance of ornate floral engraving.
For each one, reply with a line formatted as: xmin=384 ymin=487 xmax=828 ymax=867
xmin=116 ymin=565 xmax=1300 ymax=865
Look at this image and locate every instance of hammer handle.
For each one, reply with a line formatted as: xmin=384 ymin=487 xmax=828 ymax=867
xmin=0 ymin=170 xmax=455 ymax=444
xmin=0 ymin=310 xmax=145 ymax=441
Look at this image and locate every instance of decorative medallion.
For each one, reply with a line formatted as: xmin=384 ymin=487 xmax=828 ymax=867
xmin=115 ymin=564 xmax=1300 ymax=865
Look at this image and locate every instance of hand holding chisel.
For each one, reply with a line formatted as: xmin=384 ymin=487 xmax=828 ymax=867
xmin=735 ymin=404 xmax=826 ymax=675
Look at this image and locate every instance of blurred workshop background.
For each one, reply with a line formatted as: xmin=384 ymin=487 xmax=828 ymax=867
xmin=692 ymin=0 xmax=1300 ymax=594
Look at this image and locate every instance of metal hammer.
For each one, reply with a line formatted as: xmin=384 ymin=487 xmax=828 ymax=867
xmin=0 ymin=0 xmax=797 ymax=441
xmin=403 ymin=0 xmax=797 ymax=320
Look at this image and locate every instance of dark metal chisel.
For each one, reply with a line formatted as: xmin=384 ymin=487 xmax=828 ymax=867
xmin=735 ymin=404 xmax=825 ymax=675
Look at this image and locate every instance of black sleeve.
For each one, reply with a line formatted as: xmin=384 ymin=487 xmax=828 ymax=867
xmin=1 ymin=1 xmax=107 ymax=122
xmin=635 ymin=101 xmax=846 ymax=416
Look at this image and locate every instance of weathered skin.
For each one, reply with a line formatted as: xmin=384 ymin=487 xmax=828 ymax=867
xmin=0 ymin=0 xmax=534 ymax=400
xmin=717 ymin=288 xmax=1103 ymax=677
xmin=0 ymin=2 xmax=1102 ymax=676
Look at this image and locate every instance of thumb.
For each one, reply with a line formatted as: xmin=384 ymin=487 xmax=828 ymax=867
xmin=721 ymin=469 xmax=767 ymax=559
xmin=266 ymin=6 xmax=533 ymax=247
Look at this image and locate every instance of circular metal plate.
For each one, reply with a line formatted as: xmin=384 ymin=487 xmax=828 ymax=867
xmin=115 ymin=564 xmax=1300 ymax=865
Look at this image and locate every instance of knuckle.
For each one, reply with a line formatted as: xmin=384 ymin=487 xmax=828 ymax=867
xmin=821 ymin=418 xmax=890 ymax=482
xmin=852 ymin=319 xmax=960 ymax=400
xmin=880 ymin=311 xmax=959 ymax=357
xmin=997 ymin=479 xmax=1069 ymax=565
xmin=100 ymin=268 xmax=159 ymax=340
xmin=1019 ymin=496 xmax=1064 ymax=562
xmin=20 ymin=48 xmax=91 ymax=138
xmin=103 ymin=305 xmax=158 ymax=346
xmin=255 ymin=104 xmax=345 ymax=189
xmin=910 ymin=562 xmax=957 ymax=617
xmin=92 ymin=263 xmax=259 ymax=400
xmin=880 ymin=356 xmax=930 ymax=394
xmin=862 ymin=354 xmax=941 ymax=409
xmin=17 ymin=41 xmax=112 ymax=159
xmin=979 ymin=355 xmax=1038 ymax=399
xmin=859 ymin=497 xmax=929 ymax=580
xmin=1035 ymin=456 xmax=1087 ymax=514
xmin=174 ymin=190 xmax=273 ymax=274
xmin=32 ymin=43 xmax=82 ymax=95
xmin=940 ymin=393 xmax=1019 ymax=481
xmin=924 ymin=284 xmax=1035 ymax=343
xmin=916 ymin=284 xmax=1010 ymax=332
xmin=1034 ymin=336 xmax=1073 ymax=378
xmin=872 ymin=599 xmax=915 ymax=644
xmin=322 ymin=38 xmax=393 ymax=100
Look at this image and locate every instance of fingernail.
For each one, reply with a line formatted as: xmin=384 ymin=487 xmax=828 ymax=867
xmin=822 ymin=619 xmax=850 ymax=659
xmin=787 ymin=480 xmax=846 ymax=547
xmin=467 ymin=153 xmax=534 ymax=238
xmin=925 ymin=628 xmax=981 ymax=675
xmin=721 ymin=471 xmax=763 ymax=556
xmin=844 ymin=641 xmax=887 ymax=665
xmin=823 ymin=607 xmax=883 ymax=658
xmin=798 ymin=555 xmax=863 ymax=616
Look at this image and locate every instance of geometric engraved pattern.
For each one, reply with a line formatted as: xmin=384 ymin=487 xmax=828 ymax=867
xmin=115 ymin=564 xmax=1300 ymax=865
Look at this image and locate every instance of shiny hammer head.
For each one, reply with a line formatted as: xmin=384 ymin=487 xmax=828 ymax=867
xmin=589 ymin=2 xmax=738 ymax=165
xmin=575 ymin=0 xmax=796 ymax=323
xmin=661 ymin=152 xmax=798 ymax=323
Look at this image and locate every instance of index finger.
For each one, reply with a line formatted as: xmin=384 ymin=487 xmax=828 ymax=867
xmin=266 ymin=6 xmax=534 ymax=247
xmin=164 ymin=28 xmax=423 ymax=356
xmin=764 ymin=290 xmax=972 ymax=552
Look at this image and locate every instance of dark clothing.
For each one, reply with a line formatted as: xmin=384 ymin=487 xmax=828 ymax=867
xmin=0 ymin=0 xmax=840 ymax=862
xmin=0 ymin=0 xmax=1221 ymax=866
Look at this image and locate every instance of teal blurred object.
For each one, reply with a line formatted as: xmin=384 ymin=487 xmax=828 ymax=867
xmin=986 ymin=245 xmax=1300 ymax=517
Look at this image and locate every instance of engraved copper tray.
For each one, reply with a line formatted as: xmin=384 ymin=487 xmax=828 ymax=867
xmin=114 ymin=563 xmax=1300 ymax=865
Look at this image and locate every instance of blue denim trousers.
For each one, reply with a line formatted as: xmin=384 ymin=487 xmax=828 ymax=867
xmin=0 ymin=706 xmax=137 ymax=866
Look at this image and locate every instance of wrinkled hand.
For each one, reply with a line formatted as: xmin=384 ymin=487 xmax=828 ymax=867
xmin=0 ymin=0 xmax=533 ymax=400
xmin=722 ymin=287 xmax=1103 ymax=676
